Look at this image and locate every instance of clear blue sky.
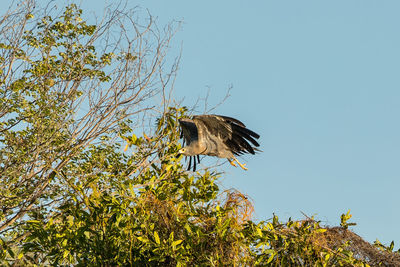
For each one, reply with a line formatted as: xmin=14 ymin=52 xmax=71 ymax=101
xmin=78 ymin=1 xmax=400 ymax=246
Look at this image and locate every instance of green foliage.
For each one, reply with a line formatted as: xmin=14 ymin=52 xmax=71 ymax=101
xmin=16 ymin=107 xmax=240 ymax=266
xmin=374 ymin=239 xmax=399 ymax=253
xmin=244 ymin=216 xmax=369 ymax=266
xmin=1 ymin=3 xmax=398 ymax=267
xmin=2 ymin=107 xmax=382 ymax=266
xmin=0 ymin=3 xmax=115 ymax=228
xmin=22 ymin=4 xmax=112 ymax=82
xmin=341 ymin=210 xmax=357 ymax=230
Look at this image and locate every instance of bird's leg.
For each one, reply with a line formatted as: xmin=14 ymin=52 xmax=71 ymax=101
xmin=227 ymin=158 xmax=237 ymax=167
xmin=233 ymin=156 xmax=248 ymax=170
xmin=187 ymin=156 xmax=192 ymax=171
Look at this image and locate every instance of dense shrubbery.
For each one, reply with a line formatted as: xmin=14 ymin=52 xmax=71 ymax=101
xmin=1 ymin=2 xmax=399 ymax=266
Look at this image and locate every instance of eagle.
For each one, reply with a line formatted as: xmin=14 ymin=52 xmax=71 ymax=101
xmin=178 ymin=115 xmax=260 ymax=171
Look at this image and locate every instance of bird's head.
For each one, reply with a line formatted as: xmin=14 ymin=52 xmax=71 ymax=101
xmin=178 ymin=146 xmax=198 ymax=156
xmin=178 ymin=147 xmax=189 ymax=156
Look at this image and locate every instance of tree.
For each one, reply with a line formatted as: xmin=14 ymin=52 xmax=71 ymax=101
xmin=0 ymin=0 xmax=177 ymax=234
xmin=1 ymin=1 xmax=399 ymax=266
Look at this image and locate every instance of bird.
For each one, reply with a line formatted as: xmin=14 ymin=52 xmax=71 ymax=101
xmin=178 ymin=114 xmax=260 ymax=171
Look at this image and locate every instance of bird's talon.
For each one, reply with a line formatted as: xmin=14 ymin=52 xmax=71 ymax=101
xmin=228 ymin=160 xmax=237 ymax=167
xmin=233 ymin=157 xmax=248 ymax=170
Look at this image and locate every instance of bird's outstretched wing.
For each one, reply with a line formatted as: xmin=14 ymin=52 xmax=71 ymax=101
xmin=193 ymin=114 xmax=260 ymax=156
xmin=179 ymin=118 xmax=198 ymax=146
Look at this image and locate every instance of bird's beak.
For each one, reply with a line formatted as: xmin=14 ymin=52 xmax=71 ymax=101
xmin=176 ymin=149 xmax=184 ymax=158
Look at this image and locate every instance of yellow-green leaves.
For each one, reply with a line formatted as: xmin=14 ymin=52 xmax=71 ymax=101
xmin=340 ymin=210 xmax=356 ymax=229
xmin=172 ymin=240 xmax=183 ymax=248
xmin=154 ymin=231 xmax=160 ymax=245
xmin=25 ymin=13 xmax=34 ymax=20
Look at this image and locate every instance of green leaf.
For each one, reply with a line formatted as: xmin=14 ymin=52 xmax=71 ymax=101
xmin=154 ymin=231 xmax=160 ymax=245
xmin=184 ymin=223 xmax=192 ymax=234
xmin=256 ymin=227 xmax=263 ymax=237
xmin=131 ymin=134 xmax=137 ymax=144
xmin=63 ymin=250 xmax=69 ymax=259
xmin=266 ymin=253 xmax=275 ymax=264
xmin=84 ymin=231 xmax=90 ymax=239
xmin=172 ymin=240 xmax=183 ymax=247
